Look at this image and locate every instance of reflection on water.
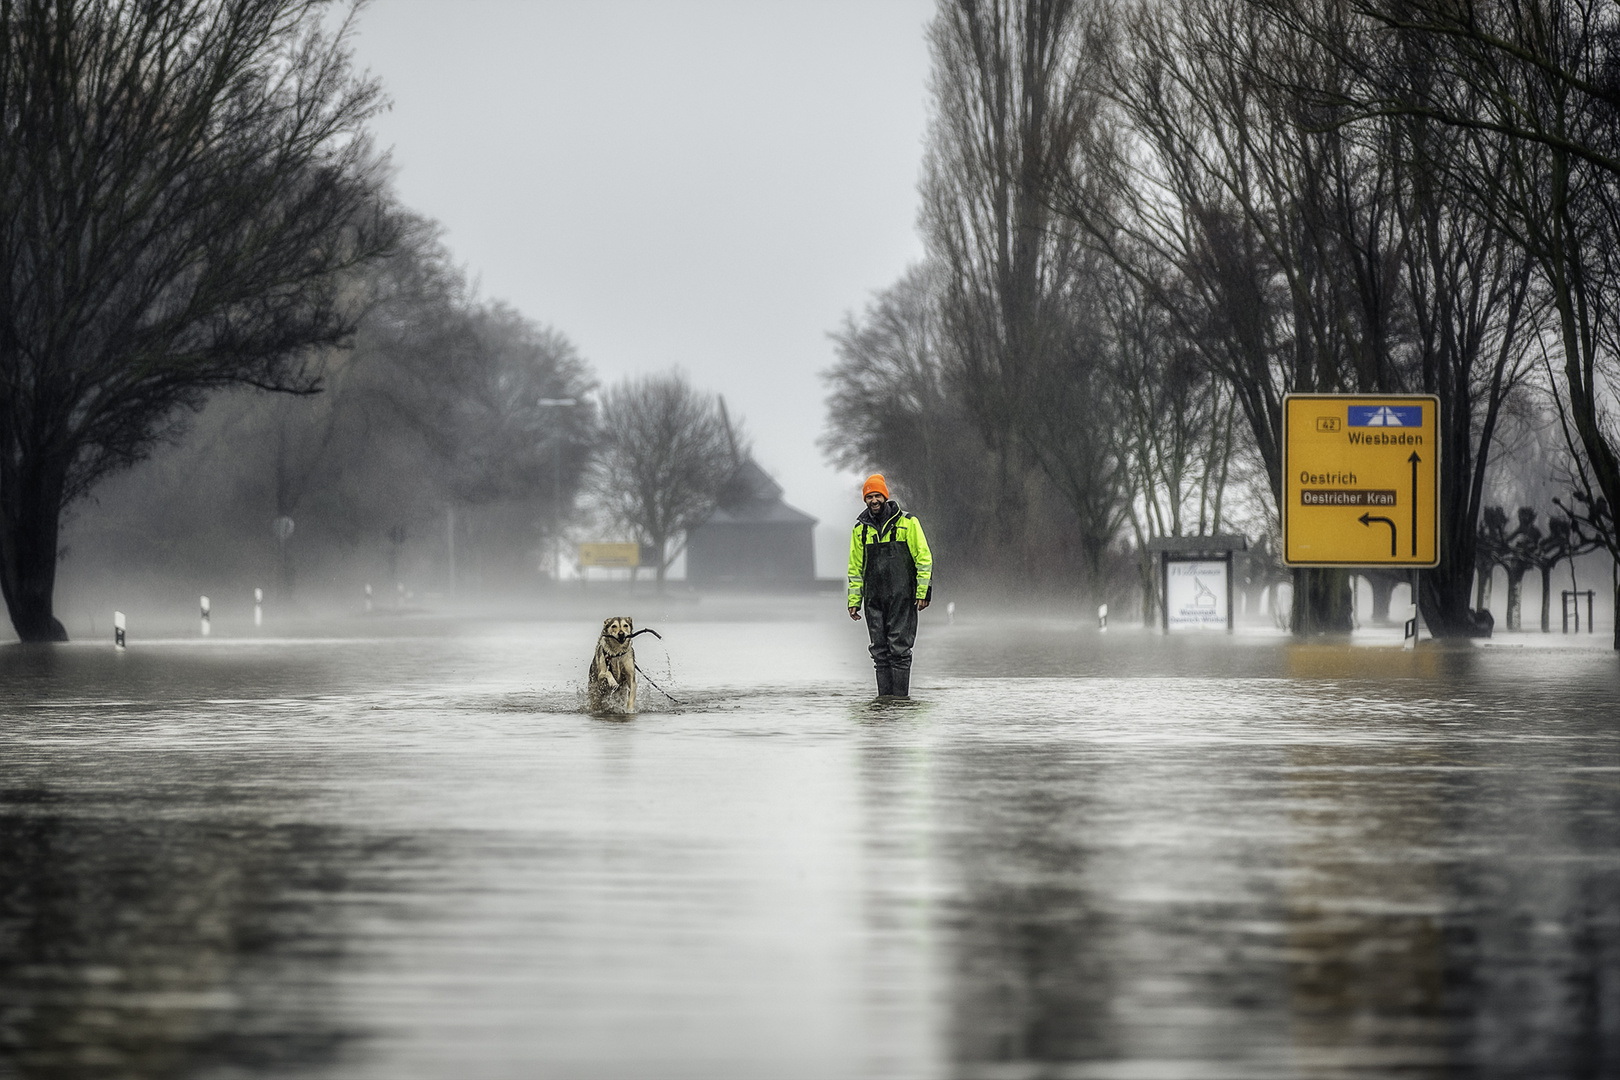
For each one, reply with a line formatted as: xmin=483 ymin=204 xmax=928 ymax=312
xmin=0 ymin=798 xmax=421 ymax=1079
xmin=1 ymin=611 xmax=1617 ymax=1078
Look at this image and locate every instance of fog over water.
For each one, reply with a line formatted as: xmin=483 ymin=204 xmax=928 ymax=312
xmin=2 ymin=601 xmax=1616 ymax=1078
xmin=349 ymin=1 xmax=936 ymax=575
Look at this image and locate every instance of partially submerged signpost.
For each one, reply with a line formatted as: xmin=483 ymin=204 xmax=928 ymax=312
xmin=1282 ymin=395 xmax=1441 ymax=646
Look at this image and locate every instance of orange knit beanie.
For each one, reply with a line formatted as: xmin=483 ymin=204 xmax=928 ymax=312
xmin=862 ymin=473 xmax=889 ymax=499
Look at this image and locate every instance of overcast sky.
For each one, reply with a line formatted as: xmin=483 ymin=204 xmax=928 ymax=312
xmin=350 ymin=1 xmax=936 ymax=575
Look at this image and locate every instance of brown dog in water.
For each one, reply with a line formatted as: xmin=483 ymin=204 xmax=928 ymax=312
xmin=587 ymin=616 xmax=636 ymax=712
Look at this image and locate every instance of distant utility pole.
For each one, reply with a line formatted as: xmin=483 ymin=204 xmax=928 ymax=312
xmin=446 ymin=505 xmax=456 ymax=599
xmin=537 ymin=398 xmax=578 ymax=582
xmin=272 ymin=516 xmax=295 ymax=593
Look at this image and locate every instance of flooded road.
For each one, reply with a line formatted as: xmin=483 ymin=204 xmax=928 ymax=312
xmin=2 ymin=603 xmax=1617 ymax=1078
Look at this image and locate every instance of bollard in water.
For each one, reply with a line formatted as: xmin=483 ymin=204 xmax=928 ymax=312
xmin=1403 ymin=603 xmax=1418 ymax=650
xmin=200 ymin=595 xmax=211 ymax=637
xmin=114 ymin=611 xmax=126 ymax=650
xmin=1098 ymin=603 xmax=1108 ymax=632
xmin=254 ymin=587 xmax=263 ymax=627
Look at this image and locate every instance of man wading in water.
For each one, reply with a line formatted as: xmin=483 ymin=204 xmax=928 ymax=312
xmin=848 ymin=474 xmax=933 ymax=699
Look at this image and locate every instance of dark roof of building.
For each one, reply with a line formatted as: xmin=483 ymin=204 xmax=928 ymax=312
xmin=702 ymin=501 xmax=818 ymax=527
xmin=694 ymin=454 xmax=817 ymax=530
xmin=718 ymin=458 xmax=783 ymax=509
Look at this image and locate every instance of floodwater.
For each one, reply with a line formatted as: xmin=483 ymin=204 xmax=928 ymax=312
xmin=1 ymin=600 xmax=1617 ymax=1079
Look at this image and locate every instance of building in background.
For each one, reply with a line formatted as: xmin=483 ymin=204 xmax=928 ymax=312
xmin=685 ymin=405 xmax=816 ymax=589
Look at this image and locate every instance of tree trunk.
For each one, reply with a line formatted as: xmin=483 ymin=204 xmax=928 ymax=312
xmin=0 ymin=461 xmax=69 ymax=642
xmin=1474 ymin=564 xmax=1493 ymax=610
xmin=1539 ymin=565 xmax=1553 ymax=633
xmin=1423 ymin=367 xmax=1485 ymax=637
xmin=1504 ymin=567 xmax=1526 ymax=631
xmin=1422 ymin=521 xmax=1488 ymax=637
xmin=1080 ymin=535 xmax=1108 ymax=607
xmin=1419 ymin=547 xmax=1496 ymax=637
xmin=1291 ymin=568 xmax=1353 ymax=635
xmin=1138 ymin=550 xmax=1157 ymax=627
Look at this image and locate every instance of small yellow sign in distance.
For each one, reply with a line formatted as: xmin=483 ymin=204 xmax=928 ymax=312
xmin=577 ymin=542 xmax=641 ymax=568
xmin=1282 ymin=394 xmax=1440 ymax=567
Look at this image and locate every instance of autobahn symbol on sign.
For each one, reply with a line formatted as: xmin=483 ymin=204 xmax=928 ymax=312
xmin=1282 ymin=394 xmax=1440 ymax=567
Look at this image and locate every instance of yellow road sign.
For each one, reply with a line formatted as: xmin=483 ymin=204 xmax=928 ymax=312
xmin=577 ymin=542 xmax=640 ymax=568
xmin=1282 ymin=394 xmax=1440 ymax=567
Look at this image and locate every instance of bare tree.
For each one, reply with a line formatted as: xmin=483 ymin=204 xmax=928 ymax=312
xmin=1265 ymin=0 xmax=1620 ymax=645
xmin=1070 ymin=0 xmax=1364 ymax=629
xmin=50 ymin=220 xmax=598 ymax=599
xmin=590 ymin=372 xmax=735 ymax=587
xmin=1060 ymin=0 xmax=1544 ymax=634
xmin=922 ymin=0 xmax=1132 ymax=595
xmin=1391 ymin=107 xmax=1541 ymax=635
xmin=0 ymin=0 xmax=393 ymax=641
xmin=1096 ymin=245 xmax=1243 ymax=620
xmin=822 ymin=265 xmax=1000 ymax=575
xmin=379 ymin=299 xmax=594 ymax=507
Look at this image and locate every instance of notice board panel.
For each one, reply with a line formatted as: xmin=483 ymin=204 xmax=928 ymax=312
xmin=1164 ymin=558 xmax=1230 ymax=631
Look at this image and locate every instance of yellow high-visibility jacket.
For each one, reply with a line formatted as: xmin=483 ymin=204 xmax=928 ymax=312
xmin=847 ymin=504 xmax=933 ymax=608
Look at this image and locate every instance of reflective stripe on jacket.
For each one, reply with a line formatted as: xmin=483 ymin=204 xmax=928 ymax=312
xmin=847 ymin=504 xmax=932 ymax=608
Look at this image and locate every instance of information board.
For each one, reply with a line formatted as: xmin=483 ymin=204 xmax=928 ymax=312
xmin=1164 ymin=559 xmax=1230 ymax=630
xmin=1282 ymin=394 xmax=1440 ymax=567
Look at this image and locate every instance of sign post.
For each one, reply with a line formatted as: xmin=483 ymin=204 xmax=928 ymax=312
xmin=1283 ymin=395 xmax=1440 ymax=641
xmin=1282 ymin=395 xmax=1440 ymax=568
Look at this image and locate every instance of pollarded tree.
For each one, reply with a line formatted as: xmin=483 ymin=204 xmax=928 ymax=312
xmin=590 ymin=372 xmax=736 ymax=586
xmin=0 ymin=0 xmax=394 ymax=641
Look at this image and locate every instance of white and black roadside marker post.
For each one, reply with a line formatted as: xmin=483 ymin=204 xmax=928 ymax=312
xmin=254 ymin=587 xmax=263 ymax=627
xmin=114 ymin=611 xmax=126 ymax=650
xmin=946 ymin=601 xmax=956 ymax=625
xmin=200 ymin=595 xmax=211 ymax=637
xmin=1403 ymin=568 xmax=1420 ymax=650
xmin=364 ymin=583 xmax=373 ymax=613
xmin=1098 ymin=603 xmax=1108 ymax=632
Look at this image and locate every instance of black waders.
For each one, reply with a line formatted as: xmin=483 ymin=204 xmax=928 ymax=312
xmin=862 ymin=515 xmax=920 ymax=698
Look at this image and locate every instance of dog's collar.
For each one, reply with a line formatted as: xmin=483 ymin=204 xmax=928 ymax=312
xmin=600 ymin=644 xmax=630 ymax=659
